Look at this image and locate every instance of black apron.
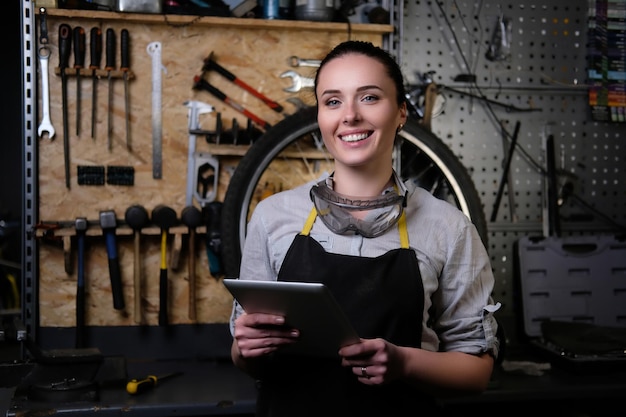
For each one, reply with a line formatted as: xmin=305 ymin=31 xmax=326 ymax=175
xmin=254 ymin=208 xmax=440 ymax=417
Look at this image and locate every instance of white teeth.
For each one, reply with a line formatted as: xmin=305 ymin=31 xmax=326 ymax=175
xmin=340 ymin=133 xmax=369 ymax=142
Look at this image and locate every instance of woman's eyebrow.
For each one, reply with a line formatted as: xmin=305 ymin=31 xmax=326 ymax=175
xmin=320 ymin=85 xmax=383 ymax=96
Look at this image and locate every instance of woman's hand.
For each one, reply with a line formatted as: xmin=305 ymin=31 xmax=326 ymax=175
xmin=339 ymin=338 xmax=404 ymax=385
xmin=232 ymin=312 xmax=300 ymax=359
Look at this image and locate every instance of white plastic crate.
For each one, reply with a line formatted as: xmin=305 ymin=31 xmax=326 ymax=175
xmin=516 ymin=235 xmax=626 ymax=337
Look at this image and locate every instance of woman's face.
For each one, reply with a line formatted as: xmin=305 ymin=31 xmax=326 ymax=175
xmin=316 ymin=53 xmax=406 ymax=170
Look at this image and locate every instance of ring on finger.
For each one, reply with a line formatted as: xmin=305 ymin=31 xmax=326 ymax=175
xmin=361 ymin=366 xmax=370 ymax=378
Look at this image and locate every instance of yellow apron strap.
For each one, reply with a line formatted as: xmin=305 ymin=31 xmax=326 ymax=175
xmin=398 ymin=211 xmax=409 ymax=249
xmin=302 ymin=207 xmax=318 ymax=236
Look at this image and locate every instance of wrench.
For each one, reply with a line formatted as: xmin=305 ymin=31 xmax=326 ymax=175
xmin=288 ymin=56 xmax=321 ymax=67
xmin=38 ymin=46 xmax=55 ymax=139
xmin=280 ymin=70 xmax=315 ymax=93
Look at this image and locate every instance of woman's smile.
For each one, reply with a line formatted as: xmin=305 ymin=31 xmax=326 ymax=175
xmin=339 ymin=131 xmax=373 ymax=142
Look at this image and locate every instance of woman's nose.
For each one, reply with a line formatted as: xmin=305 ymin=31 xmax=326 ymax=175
xmin=342 ymin=105 xmax=360 ymax=124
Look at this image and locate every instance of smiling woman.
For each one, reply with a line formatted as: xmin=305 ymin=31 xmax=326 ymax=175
xmin=227 ymin=40 xmax=499 ymax=417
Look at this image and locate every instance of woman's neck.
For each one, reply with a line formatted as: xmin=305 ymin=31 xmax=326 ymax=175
xmin=331 ymin=166 xmax=394 ymax=197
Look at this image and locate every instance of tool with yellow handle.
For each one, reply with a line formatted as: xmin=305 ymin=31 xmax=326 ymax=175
xmin=126 ymin=372 xmax=182 ymax=395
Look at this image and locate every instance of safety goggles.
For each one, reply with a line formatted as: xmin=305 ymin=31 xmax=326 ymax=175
xmin=309 ymin=172 xmax=408 ymax=238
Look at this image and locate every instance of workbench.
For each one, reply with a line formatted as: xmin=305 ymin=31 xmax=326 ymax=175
xmin=4 ymin=347 xmax=626 ymax=417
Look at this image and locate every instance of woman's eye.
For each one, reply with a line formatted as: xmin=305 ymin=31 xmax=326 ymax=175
xmin=326 ymin=99 xmax=340 ymax=106
xmin=363 ymin=95 xmax=378 ymax=102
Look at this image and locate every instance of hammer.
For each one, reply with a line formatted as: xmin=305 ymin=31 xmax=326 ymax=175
xmin=124 ymin=204 xmax=149 ymax=324
xmin=75 ymin=217 xmax=88 ymax=348
xmin=99 ymin=210 xmax=125 ymax=310
xmin=151 ymin=205 xmax=178 ymax=326
xmin=181 ymin=206 xmax=203 ymax=321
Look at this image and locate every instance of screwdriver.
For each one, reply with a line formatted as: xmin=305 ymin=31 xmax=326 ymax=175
xmin=89 ymin=27 xmax=102 ymax=140
xmin=59 ymin=23 xmax=72 ymax=189
xmin=120 ymin=28 xmax=131 ymax=151
xmin=73 ymin=26 xmax=85 ymax=136
xmin=105 ymin=28 xmax=116 ymax=151
xmin=126 ymin=372 xmax=182 ymax=395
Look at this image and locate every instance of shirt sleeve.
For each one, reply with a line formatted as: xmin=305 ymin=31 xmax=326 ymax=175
xmin=430 ymin=218 xmax=500 ymax=357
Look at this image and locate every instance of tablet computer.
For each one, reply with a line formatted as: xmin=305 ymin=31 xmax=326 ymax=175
xmin=223 ymin=278 xmax=360 ymax=357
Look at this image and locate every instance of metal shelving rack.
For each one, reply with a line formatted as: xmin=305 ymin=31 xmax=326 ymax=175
xmin=20 ymin=0 xmax=39 ymax=348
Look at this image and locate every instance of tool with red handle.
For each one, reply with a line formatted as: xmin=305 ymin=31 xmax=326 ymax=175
xmin=203 ymin=52 xmax=284 ymax=113
xmin=193 ymin=75 xmax=272 ymax=131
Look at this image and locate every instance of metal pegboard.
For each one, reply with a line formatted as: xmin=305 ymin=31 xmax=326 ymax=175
xmin=401 ymin=0 xmax=625 ymax=336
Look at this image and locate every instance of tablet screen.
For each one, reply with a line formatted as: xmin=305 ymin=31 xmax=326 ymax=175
xmin=224 ymin=278 xmax=360 ymax=357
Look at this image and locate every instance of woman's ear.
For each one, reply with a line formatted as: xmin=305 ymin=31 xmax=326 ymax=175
xmin=399 ymin=102 xmax=408 ymax=125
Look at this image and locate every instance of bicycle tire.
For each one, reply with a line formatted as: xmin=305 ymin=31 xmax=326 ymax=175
xmin=221 ymin=106 xmax=487 ymax=278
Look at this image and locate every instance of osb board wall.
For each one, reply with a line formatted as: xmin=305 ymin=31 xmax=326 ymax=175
xmin=37 ymin=13 xmax=387 ymax=327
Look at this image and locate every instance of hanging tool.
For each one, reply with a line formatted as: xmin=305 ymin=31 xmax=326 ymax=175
xmin=89 ymin=27 xmax=102 ymax=140
xmin=105 ymin=28 xmax=116 ymax=151
xmin=181 ymin=206 xmax=203 ymax=321
xmin=59 ymin=23 xmax=72 ymax=188
xmin=37 ymin=7 xmax=55 ymax=140
xmin=120 ymin=28 xmax=131 ymax=151
xmin=151 ymin=205 xmax=178 ymax=326
xmin=193 ymin=75 xmax=272 ymax=131
xmin=545 ymin=134 xmax=561 ymax=238
xmin=194 ymin=154 xmax=220 ymax=207
xmin=99 ymin=210 xmax=125 ymax=310
xmin=280 ymin=70 xmax=314 ymax=93
xmin=203 ymin=53 xmax=283 ymax=113
xmin=288 ymin=56 xmax=321 ymax=67
xmin=184 ymin=100 xmax=215 ymax=207
xmin=147 ymin=41 xmax=163 ymax=179
xmin=491 ymin=121 xmax=521 ymax=222
xmin=75 ymin=217 xmax=88 ymax=348
xmin=124 ymin=205 xmax=149 ymax=324
xmin=73 ymin=26 xmax=85 ymax=137
xmin=126 ymin=372 xmax=183 ymax=395
xmin=205 ymin=201 xmax=223 ymax=276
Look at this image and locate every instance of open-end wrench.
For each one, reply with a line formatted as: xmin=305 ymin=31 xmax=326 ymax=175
xmin=280 ymin=70 xmax=314 ymax=93
xmin=38 ymin=46 xmax=55 ymax=139
xmin=288 ymin=56 xmax=321 ymax=67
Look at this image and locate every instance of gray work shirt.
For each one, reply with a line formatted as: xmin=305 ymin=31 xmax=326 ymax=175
xmin=230 ymin=176 xmax=500 ymax=358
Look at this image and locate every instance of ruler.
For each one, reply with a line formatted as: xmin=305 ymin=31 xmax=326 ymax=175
xmin=147 ymin=41 xmax=163 ymax=179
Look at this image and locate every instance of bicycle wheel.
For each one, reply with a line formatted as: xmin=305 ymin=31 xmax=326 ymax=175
xmin=221 ymin=106 xmax=487 ymax=277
